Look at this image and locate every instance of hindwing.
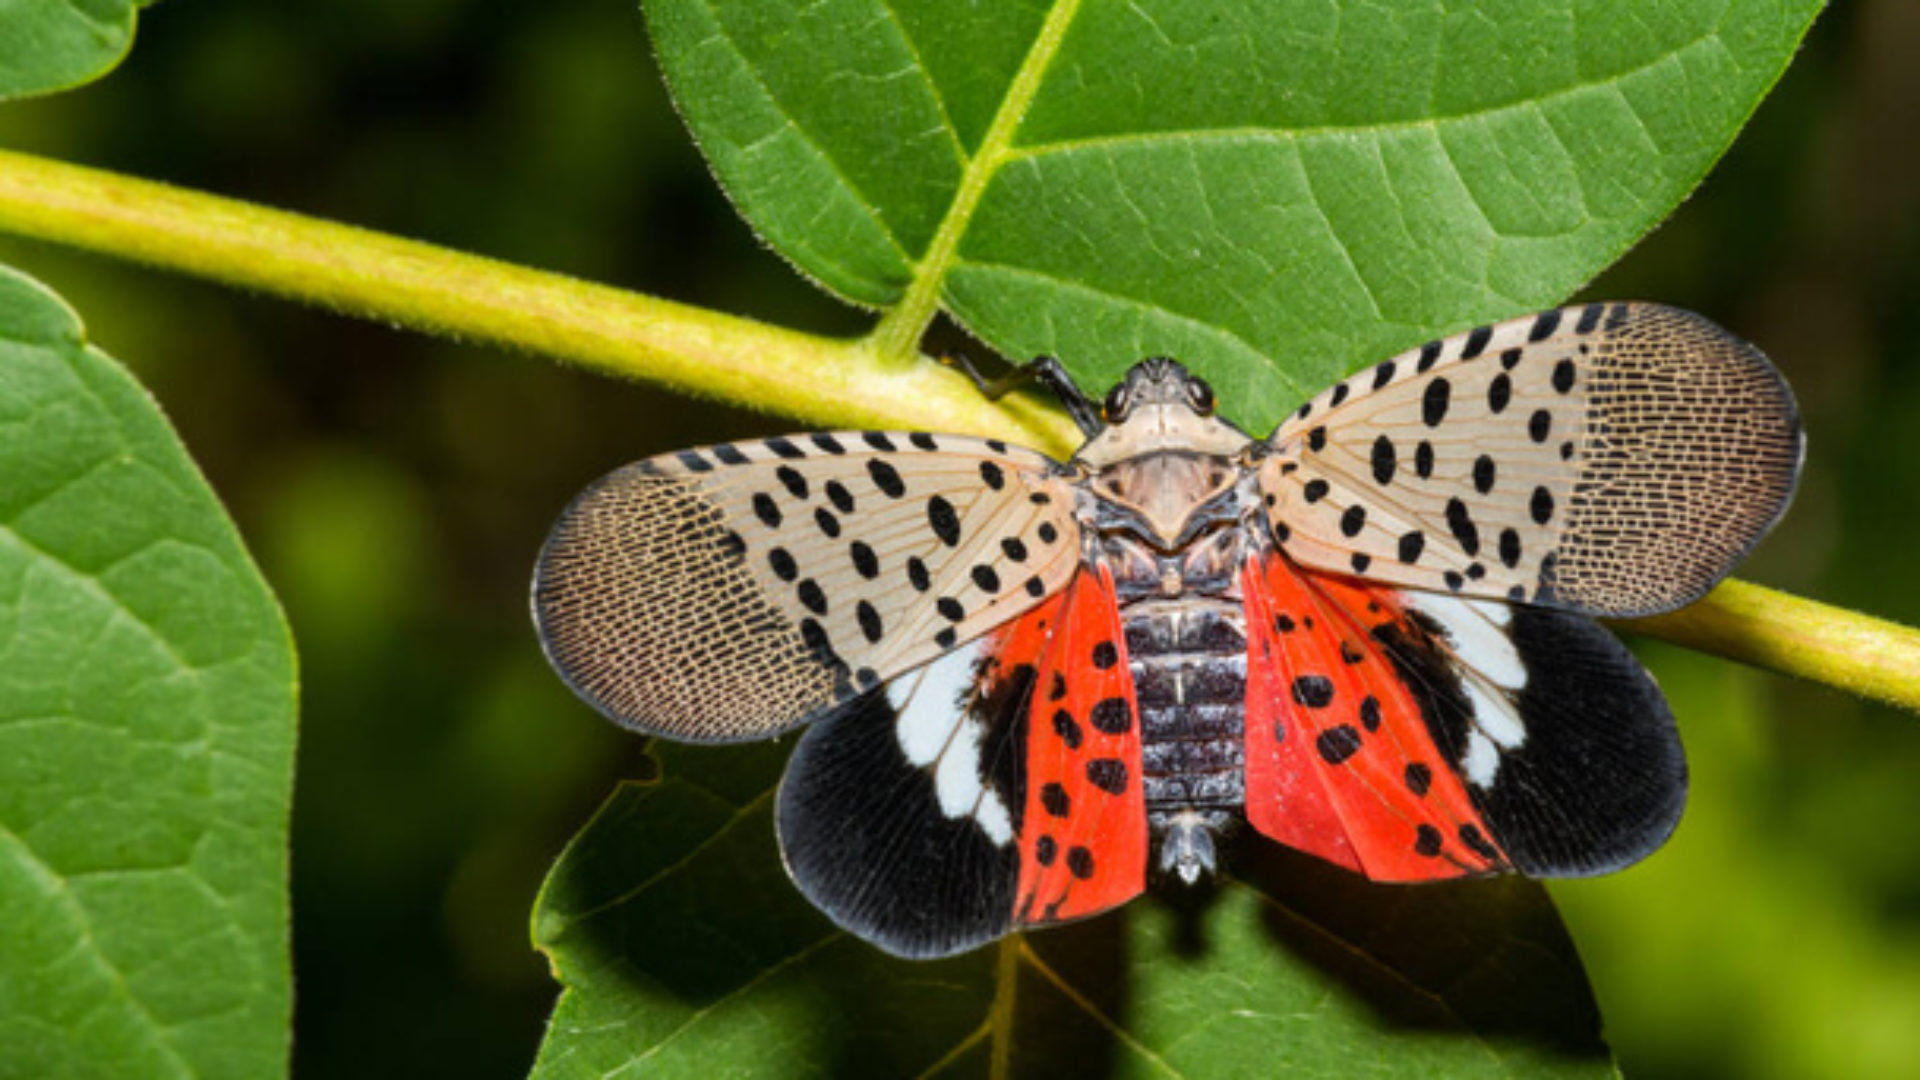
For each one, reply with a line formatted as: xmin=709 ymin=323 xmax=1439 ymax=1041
xmin=1241 ymin=549 xmax=1684 ymax=881
xmin=776 ymin=565 xmax=1148 ymax=958
xmin=776 ymin=621 xmax=1040 ymax=959
xmin=533 ymin=433 xmax=1080 ymax=742
xmin=1012 ymin=564 xmax=1148 ymax=928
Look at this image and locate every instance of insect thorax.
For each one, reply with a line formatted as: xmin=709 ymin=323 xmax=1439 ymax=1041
xmin=1082 ymin=446 xmax=1263 ymax=881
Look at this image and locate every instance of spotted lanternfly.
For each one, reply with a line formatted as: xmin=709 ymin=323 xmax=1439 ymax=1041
xmin=533 ymin=303 xmax=1802 ymax=959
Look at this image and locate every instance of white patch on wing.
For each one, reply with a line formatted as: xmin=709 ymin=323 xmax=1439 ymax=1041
xmin=1406 ymin=593 xmax=1527 ymax=782
xmin=1463 ymin=680 xmax=1525 ymax=750
xmin=892 ymin=644 xmax=978 ymax=765
xmin=1462 ymin=731 xmax=1501 ymax=788
xmin=889 ymin=639 xmax=1016 ymax=846
xmin=1408 ymin=594 xmax=1526 ymax=691
xmin=971 ymin=787 xmax=1014 ymax=846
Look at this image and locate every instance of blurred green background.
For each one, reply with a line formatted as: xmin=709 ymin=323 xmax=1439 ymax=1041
xmin=1 ymin=1 xmax=1917 ymax=1077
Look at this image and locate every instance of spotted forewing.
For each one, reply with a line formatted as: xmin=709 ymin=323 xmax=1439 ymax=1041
xmin=534 ymin=434 xmax=1081 ymax=742
xmin=1262 ymin=303 xmax=1801 ymax=617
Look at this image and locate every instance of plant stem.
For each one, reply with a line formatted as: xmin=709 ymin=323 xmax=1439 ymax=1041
xmin=1620 ymin=580 xmax=1920 ymax=713
xmin=0 ymin=149 xmax=1914 ymax=711
xmin=0 ymin=149 xmax=1080 ymax=454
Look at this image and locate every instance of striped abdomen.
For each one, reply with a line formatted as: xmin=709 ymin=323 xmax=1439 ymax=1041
xmin=1120 ymin=597 xmax=1248 ymax=827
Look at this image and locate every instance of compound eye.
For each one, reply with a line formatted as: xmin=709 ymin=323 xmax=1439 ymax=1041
xmin=1102 ymin=383 xmax=1132 ymax=423
xmin=1185 ymin=378 xmax=1216 ymax=416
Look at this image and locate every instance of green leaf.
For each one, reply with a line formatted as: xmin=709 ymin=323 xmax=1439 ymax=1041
xmin=0 ymin=0 xmax=151 ymax=102
xmin=649 ymin=0 xmax=1825 ymax=424
xmin=0 ymin=265 xmax=295 ymax=1077
xmin=532 ymin=745 xmax=1612 ymax=1077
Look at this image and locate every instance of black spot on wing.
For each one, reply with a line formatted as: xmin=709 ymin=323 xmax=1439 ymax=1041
xmin=1417 ymin=340 xmax=1444 ymax=372
xmin=1041 ymin=782 xmax=1070 ymax=818
xmin=1460 ymin=325 xmax=1493 ymax=359
xmin=775 ymin=465 xmax=808 ymax=500
xmin=1291 ymin=675 xmax=1334 ymax=708
xmin=1488 ymin=373 xmax=1512 ymax=414
xmin=752 ymin=492 xmax=782 ymax=529
xmin=856 ymin=600 xmax=884 ymax=644
xmin=1414 ymin=824 xmax=1443 ymax=856
xmin=1317 ymin=725 xmax=1362 ymax=764
xmin=764 ymin=436 xmax=806 ymax=460
xmin=1445 ymin=497 xmax=1480 ymax=556
xmin=1089 ymin=696 xmax=1132 ymax=734
xmin=1422 ymin=379 xmax=1452 ymax=427
xmin=1398 ymin=531 xmax=1425 ymax=564
xmin=1473 ymin=455 xmax=1496 ymax=495
xmin=927 ymin=496 xmax=962 ymax=546
xmin=868 ymin=458 xmax=907 ymax=498
xmin=1067 ymin=846 xmax=1096 ymax=879
xmin=1371 ymin=436 xmax=1397 ymax=484
xmin=1087 ymin=758 xmax=1129 ymax=795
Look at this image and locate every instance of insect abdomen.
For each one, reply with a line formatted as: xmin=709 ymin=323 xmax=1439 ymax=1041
xmin=1122 ymin=599 xmax=1247 ymax=817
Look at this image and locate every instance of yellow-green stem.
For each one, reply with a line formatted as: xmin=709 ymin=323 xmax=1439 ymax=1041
xmin=0 ymin=149 xmax=1915 ymax=711
xmin=0 ymin=149 xmax=1079 ymax=454
xmin=1619 ymin=580 xmax=1920 ymax=713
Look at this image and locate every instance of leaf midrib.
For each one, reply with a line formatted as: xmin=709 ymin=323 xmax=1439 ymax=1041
xmin=867 ymin=0 xmax=1086 ymax=362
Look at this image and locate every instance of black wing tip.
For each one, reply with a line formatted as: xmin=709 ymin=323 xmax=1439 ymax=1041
xmin=1490 ymin=606 xmax=1690 ymax=878
xmin=774 ymin=690 xmax=1019 ymax=960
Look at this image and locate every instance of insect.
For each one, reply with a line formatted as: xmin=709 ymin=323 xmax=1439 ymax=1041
xmin=533 ymin=303 xmax=1802 ymax=959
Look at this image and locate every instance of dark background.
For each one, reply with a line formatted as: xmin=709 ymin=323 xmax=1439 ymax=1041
xmin=2 ymin=2 xmax=1918 ymax=1076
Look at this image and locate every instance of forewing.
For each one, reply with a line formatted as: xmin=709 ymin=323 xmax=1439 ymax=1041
xmin=534 ymin=432 xmax=1080 ymax=741
xmin=1243 ymin=550 xmax=1685 ymax=881
xmin=1261 ymin=303 xmax=1802 ymax=617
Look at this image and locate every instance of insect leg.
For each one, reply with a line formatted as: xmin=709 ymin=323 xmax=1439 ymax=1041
xmin=947 ymin=354 xmax=1104 ymax=438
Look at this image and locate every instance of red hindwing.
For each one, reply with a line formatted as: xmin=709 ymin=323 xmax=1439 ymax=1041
xmin=1242 ymin=552 xmax=1510 ymax=880
xmin=1013 ymin=564 xmax=1148 ymax=926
